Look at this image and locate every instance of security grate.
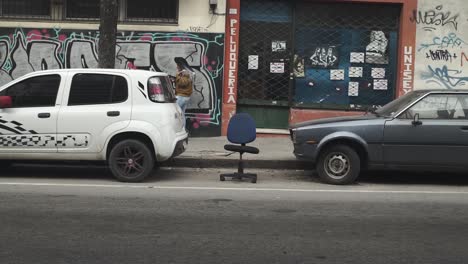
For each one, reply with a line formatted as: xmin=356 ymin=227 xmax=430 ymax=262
xmin=238 ymin=0 xmax=292 ymax=105
xmin=293 ymin=2 xmax=401 ymax=110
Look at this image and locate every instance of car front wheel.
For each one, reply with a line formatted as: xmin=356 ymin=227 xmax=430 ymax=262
xmin=317 ymin=145 xmax=360 ymax=185
xmin=108 ymin=139 xmax=155 ymax=182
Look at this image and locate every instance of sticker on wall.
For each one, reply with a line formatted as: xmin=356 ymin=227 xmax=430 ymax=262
xmin=272 ymin=41 xmax=286 ymax=52
xmin=270 ymin=62 xmax=285 ymax=73
xmin=248 ymin=55 xmax=259 ymax=70
xmin=309 ymin=46 xmax=339 ymax=68
xmin=366 ymin=31 xmax=389 ymax=64
xmin=330 ymin=69 xmax=345 ymax=80
xmin=371 ymin=68 xmax=386 ymax=79
xmin=349 ymin=67 xmax=363 ymax=78
xmin=350 ymin=52 xmax=365 ymax=63
xmin=373 ymin=79 xmax=388 ymax=90
xmin=348 ymin=82 xmax=359 ymax=96
xmin=293 ymin=55 xmax=305 ymax=78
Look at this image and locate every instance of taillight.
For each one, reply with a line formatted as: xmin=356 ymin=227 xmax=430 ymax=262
xmin=148 ymin=77 xmax=165 ymax=102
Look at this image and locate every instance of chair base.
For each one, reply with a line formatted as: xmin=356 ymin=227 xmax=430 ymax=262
xmin=220 ymin=173 xmax=257 ymax=183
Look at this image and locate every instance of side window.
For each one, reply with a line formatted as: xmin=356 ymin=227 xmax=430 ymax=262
xmin=401 ymin=94 xmax=467 ymax=120
xmin=0 ymin=74 xmax=61 ymax=108
xmin=68 ymin=74 xmax=128 ymax=106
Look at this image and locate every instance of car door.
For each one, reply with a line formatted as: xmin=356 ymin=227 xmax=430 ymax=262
xmin=383 ymin=93 xmax=468 ymax=167
xmin=57 ymin=72 xmax=131 ymax=153
xmin=0 ymin=73 xmax=63 ymax=153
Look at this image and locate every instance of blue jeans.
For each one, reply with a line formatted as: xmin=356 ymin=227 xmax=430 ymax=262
xmin=176 ymin=95 xmax=190 ymax=126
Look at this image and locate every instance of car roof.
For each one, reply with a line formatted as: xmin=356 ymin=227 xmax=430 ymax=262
xmin=415 ymin=89 xmax=468 ymax=94
xmin=23 ymin=69 xmax=168 ymax=77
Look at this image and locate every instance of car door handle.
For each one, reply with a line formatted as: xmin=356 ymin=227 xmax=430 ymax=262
xmin=460 ymin=126 xmax=468 ymax=131
xmin=38 ymin=113 xmax=51 ymax=118
xmin=107 ymin=111 xmax=120 ymax=117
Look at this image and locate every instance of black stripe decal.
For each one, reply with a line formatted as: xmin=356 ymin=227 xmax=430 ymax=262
xmin=0 ymin=124 xmax=22 ymax=134
xmin=138 ymin=81 xmax=145 ymax=91
xmin=10 ymin=121 xmax=23 ymax=126
xmin=139 ymin=89 xmax=147 ymax=99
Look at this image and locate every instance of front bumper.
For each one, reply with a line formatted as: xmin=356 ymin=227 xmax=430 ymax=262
xmin=293 ymin=142 xmax=318 ymax=161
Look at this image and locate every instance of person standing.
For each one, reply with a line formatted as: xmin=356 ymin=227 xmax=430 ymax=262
xmin=174 ymin=57 xmax=195 ymax=128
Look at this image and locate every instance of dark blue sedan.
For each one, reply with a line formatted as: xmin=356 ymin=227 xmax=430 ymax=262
xmin=290 ymin=90 xmax=468 ymax=184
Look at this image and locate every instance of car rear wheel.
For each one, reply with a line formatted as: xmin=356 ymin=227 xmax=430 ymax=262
xmin=317 ymin=145 xmax=360 ymax=185
xmin=108 ymin=139 xmax=155 ymax=182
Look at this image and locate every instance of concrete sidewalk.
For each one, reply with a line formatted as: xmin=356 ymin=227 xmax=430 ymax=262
xmin=162 ymin=136 xmax=310 ymax=170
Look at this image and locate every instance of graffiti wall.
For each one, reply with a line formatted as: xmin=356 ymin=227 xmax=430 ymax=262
xmin=413 ymin=0 xmax=468 ymax=90
xmin=0 ymin=28 xmax=225 ymax=137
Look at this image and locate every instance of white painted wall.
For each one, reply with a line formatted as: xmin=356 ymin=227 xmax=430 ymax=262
xmin=0 ymin=0 xmax=226 ymax=33
xmin=414 ymin=0 xmax=468 ymax=90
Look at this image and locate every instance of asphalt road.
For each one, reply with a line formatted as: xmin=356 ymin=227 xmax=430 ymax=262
xmin=1 ymin=165 xmax=468 ymax=264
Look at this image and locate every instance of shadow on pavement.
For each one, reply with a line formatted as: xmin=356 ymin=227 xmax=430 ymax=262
xmin=1 ymin=163 xmax=113 ymax=181
xmin=358 ymin=170 xmax=468 ymax=186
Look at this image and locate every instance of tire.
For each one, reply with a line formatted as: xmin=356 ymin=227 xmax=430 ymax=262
xmin=108 ymin=139 xmax=155 ymax=182
xmin=316 ymin=144 xmax=360 ymax=185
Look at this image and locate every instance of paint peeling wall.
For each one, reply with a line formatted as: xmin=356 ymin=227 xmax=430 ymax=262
xmin=413 ymin=0 xmax=468 ymax=90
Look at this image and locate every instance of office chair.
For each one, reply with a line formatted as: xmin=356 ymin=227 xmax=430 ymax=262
xmin=220 ymin=113 xmax=259 ymax=183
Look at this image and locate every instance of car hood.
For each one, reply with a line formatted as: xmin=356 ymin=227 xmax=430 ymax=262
xmin=290 ymin=114 xmax=381 ymax=129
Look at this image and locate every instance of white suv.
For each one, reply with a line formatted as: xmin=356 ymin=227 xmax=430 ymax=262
xmin=0 ymin=69 xmax=188 ymax=182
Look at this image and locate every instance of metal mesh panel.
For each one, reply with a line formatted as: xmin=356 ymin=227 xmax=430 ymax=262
xmin=294 ymin=2 xmax=401 ymax=110
xmin=238 ymin=0 xmax=292 ymax=105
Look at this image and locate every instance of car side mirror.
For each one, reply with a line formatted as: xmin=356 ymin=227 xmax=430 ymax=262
xmin=412 ymin=113 xmax=422 ymax=126
xmin=0 ymin=96 xmax=12 ymax=108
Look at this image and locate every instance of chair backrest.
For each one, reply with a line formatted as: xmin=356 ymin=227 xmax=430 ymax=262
xmin=227 ymin=113 xmax=256 ymax=144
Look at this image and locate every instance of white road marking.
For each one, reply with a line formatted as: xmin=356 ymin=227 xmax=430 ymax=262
xmin=0 ymin=182 xmax=467 ymax=194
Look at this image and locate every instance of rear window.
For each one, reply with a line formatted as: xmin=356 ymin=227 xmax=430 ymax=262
xmin=68 ymin=74 xmax=128 ymax=106
xmin=148 ymin=76 xmax=176 ymax=103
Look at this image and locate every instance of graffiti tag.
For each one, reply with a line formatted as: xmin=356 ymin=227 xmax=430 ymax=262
xmin=418 ymin=33 xmax=467 ymax=51
xmin=425 ymin=49 xmax=458 ymax=62
xmin=187 ymin=26 xmax=209 ymax=33
xmin=410 ymin=5 xmax=459 ymax=31
xmin=422 ymin=65 xmax=468 ymax=89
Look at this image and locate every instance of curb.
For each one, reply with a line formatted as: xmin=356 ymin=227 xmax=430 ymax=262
xmin=161 ymin=157 xmax=312 ymax=170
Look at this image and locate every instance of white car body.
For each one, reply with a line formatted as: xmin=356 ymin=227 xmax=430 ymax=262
xmin=0 ymin=69 xmax=188 ymax=175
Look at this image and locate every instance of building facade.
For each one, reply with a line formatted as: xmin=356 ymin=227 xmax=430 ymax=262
xmin=0 ymin=0 xmax=226 ymax=137
xmin=222 ymin=0 xmax=468 ymax=135
xmin=0 ymin=0 xmax=466 ymax=137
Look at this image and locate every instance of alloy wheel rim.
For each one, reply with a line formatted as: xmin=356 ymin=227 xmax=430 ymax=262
xmin=115 ymin=146 xmax=145 ymax=177
xmin=324 ymin=152 xmax=350 ymax=179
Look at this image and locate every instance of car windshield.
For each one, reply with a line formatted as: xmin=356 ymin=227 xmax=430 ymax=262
xmin=375 ymin=91 xmax=426 ymax=117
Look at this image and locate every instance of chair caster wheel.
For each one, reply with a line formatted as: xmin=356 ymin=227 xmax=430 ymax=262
xmin=220 ymin=176 xmax=225 ymax=181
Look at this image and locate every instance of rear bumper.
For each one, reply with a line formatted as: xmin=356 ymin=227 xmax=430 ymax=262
xmin=171 ymin=137 xmax=188 ymax=158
